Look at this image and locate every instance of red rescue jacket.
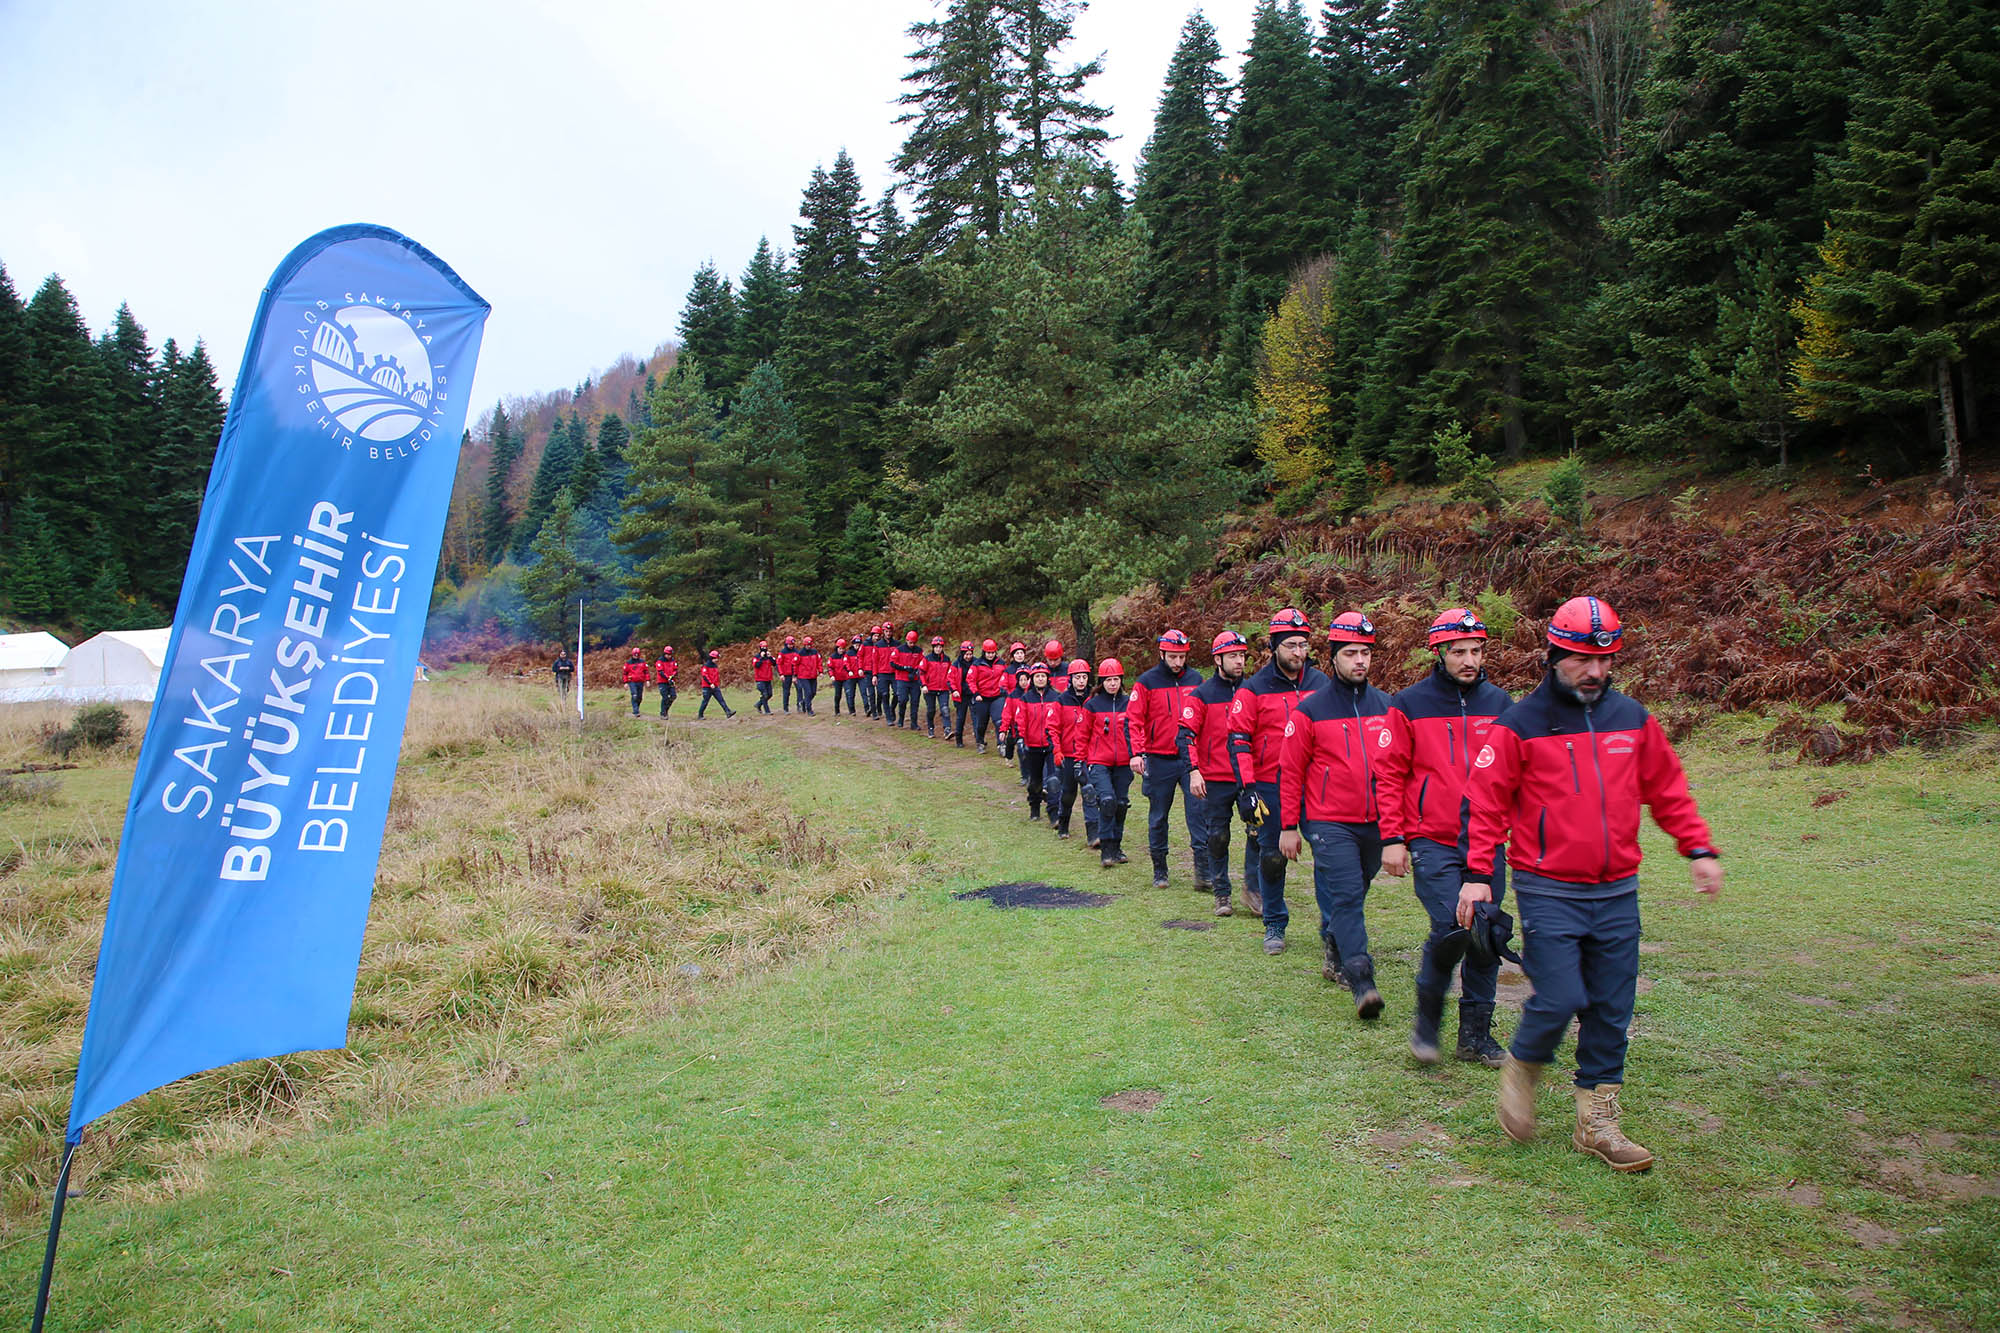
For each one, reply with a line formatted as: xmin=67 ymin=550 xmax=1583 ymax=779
xmin=890 ymin=645 xmax=921 ymax=681
xmin=699 ymin=664 xmax=721 ymax=688
xmin=1015 ymin=687 xmax=1063 ymax=749
xmin=1467 ymin=675 xmax=1716 ymax=885
xmin=1276 ymin=678 xmax=1396 ymax=829
xmin=1056 ymin=686 xmax=1094 ymax=760
xmin=753 ymin=653 xmax=775 ymax=682
xmin=795 ymin=649 xmax=822 ymax=680
xmin=1083 ymin=690 xmax=1135 ymax=766
xmin=622 ymin=657 xmax=649 ymax=684
xmin=1226 ymin=661 xmax=1330 ymax=786
xmin=920 ymin=654 xmax=952 ymax=690
xmin=1175 ymin=672 xmax=1242 ymax=783
xmin=777 ymin=648 xmax=799 ymax=678
xmin=1129 ymin=661 xmax=1203 ymax=756
xmin=1376 ymin=668 xmax=1513 ymax=846
xmin=967 ymin=658 xmax=1006 ymax=698
xmin=654 ymin=657 xmax=677 ymax=685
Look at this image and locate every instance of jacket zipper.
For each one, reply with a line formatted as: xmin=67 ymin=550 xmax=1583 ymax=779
xmin=1585 ymin=707 xmax=1611 ymax=880
xmin=1352 ymin=686 xmax=1377 ymax=820
xmin=1566 ymin=742 xmax=1580 ymax=793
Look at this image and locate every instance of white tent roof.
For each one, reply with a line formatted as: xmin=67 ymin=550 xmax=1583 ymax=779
xmin=55 ymin=628 xmax=173 ymax=703
xmin=0 ymin=631 xmax=68 ymax=672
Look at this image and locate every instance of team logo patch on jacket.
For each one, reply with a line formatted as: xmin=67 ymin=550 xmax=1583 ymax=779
xmin=1474 ymin=745 xmax=1495 ymax=768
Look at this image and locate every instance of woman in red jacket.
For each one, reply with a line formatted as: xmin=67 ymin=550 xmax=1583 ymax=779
xmin=1013 ymin=662 xmax=1064 ymax=822
xmin=697 ymin=651 xmax=736 ymax=719
xmin=1083 ymin=659 xmax=1136 ymax=868
xmin=919 ymin=636 xmax=954 ymax=737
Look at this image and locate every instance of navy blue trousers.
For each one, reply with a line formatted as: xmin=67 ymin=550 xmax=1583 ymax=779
xmin=1510 ymin=886 xmax=1641 ymax=1087
xmin=1197 ymin=780 xmax=1257 ymax=899
xmin=1302 ymin=819 xmax=1383 ymax=968
xmin=1411 ymin=835 xmax=1507 ymax=1005
xmin=1087 ymin=764 xmax=1133 ymax=844
xmin=1141 ymin=754 xmax=1211 ymax=883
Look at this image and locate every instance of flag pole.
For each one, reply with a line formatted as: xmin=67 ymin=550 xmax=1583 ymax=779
xmin=576 ymin=599 xmax=585 ymax=723
xmin=30 ymin=1139 xmax=78 ymax=1333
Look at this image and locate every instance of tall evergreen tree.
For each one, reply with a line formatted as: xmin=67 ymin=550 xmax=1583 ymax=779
xmin=780 ymin=152 xmax=880 ymax=531
xmin=0 ymin=498 xmax=70 ymax=621
xmin=514 ymin=414 xmax=584 ymax=558
xmin=95 ymin=302 xmax=158 ymax=599
xmin=150 ymin=337 xmax=224 ymax=607
xmin=1363 ymin=0 xmax=1596 ymax=465
xmin=1135 ymin=12 xmax=1230 ymax=358
xmin=828 ymin=501 xmax=893 ymax=612
xmin=997 ymin=0 xmax=1111 ymax=179
xmin=677 ymin=262 xmax=740 ymax=397
xmin=1317 ymin=0 xmax=1413 ymax=216
xmin=732 ymin=237 xmax=793 ymax=385
xmin=1585 ymin=0 xmax=1858 ymax=459
xmin=1790 ymin=0 xmax=2000 ymax=490
xmin=896 ymin=0 xmax=1012 ymax=248
xmin=900 ymin=162 xmax=1249 ymax=660
xmin=594 ymin=412 xmax=631 ymax=508
xmin=23 ymin=275 xmax=115 ymax=585
xmin=1218 ymin=0 xmax=1345 ymax=390
xmin=722 ymin=362 xmax=816 ymax=633
xmin=615 ymin=362 xmax=742 ymax=638
xmin=518 ymin=491 xmax=607 ymax=641
xmin=482 ymin=404 xmax=521 ymax=564
xmin=0 ymin=262 xmax=33 ymax=540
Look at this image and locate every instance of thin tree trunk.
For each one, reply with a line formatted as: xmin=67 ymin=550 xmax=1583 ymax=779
xmin=1938 ymin=356 xmax=1965 ymax=495
xmin=1959 ymin=359 xmax=1980 ymax=442
xmin=1070 ymin=601 xmax=1095 ymax=668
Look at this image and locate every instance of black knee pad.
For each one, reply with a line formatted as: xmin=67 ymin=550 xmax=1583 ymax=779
xmin=1430 ymin=923 xmax=1472 ymax=972
xmin=1260 ymin=852 xmax=1287 ymax=883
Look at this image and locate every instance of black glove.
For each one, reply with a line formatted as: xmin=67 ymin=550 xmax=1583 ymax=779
xmin=1237 ymin=789 xmax=1260 ymax=825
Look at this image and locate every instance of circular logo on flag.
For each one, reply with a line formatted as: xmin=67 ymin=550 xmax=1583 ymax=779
xmin=298 ymin=299 xmax=436 ymax=449
xmin=1473 ymin=745 xmax=1496 ymax=769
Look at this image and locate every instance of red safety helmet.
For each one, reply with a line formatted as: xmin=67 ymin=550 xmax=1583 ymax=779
xmin=931 ymin=635 xmax=945 ymax=646
xmin=905 ymin=630 xmax=919 ymax=643
xmin=802 ymin=636 xmax=813 ymax=646
xmin=1428 ymin=608 xmax=1487 ymax=648
xmin=784 ymin=634 xmax=795 ymax=643
xmin=1067 ymin=658 xmax=1092 ymax=676
xmin=664 ymin=646 xmax=674 ymax=655
xmin=1029 ymin=660 xmax=1051 ymax=675
xmin=960 ymin=640 xmax=973 ymax=650
xmin=758 ymin=640 xmax=768 ymax=649
xmin=982 ymin=638 xmax=999 ymax=653
xmin=1043 ymin=639 xmax=1064 ymax=661
xmin=1009 ymin=641 xmax=1026 ymax=654
xmin=1157 ymin=628 xmax=1191 ymax=651
xmin=628 ymin=648 xmax=643 ymax=657
xmin=1097 ymin=657 xmax=1124 ymax=677
xmin=1547 ymin=595 xmax=1623 ymax=654
xmin=1328 ymin=612 xmax=1376 ymax=645
xmin=708 ymin=650 xmax=720 ymax=660
xmin=836 ymin=637 xmax=848 ymax=647
xmin=1267 ymin=607 xmax=1311 ymax=639
xmin=1210 ymin=630 xmax=1251 ymax=657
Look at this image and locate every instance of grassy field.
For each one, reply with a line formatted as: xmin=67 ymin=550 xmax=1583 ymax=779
xmin=3 ymin=680 xmax=1996 ymax=1330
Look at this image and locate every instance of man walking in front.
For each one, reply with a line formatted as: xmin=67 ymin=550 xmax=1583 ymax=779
xmin=1227 ymin=610 xmax=1329 ymax=956
xmin=1461 ymin=595 xmax=1722 ymax=1172
xmin=622 ymin=648 xmax=649 ymax=717
xmin=752 ymin=641 xmax=777 ymax=714
xmin=654 ymin=645 xmax=679 ymax=720
xmin=1377 ymin=608 xmax=1515 ymax=1066
xmin=1129 ymin=628 xmax=1208 ymax=891
xmin=1053 ymin=659 xmax=1100 ymax=844
xmin=794 ymin=635 xmax=822 ymax=715
xmin=777 ymin=635 xmax=800 ymax=714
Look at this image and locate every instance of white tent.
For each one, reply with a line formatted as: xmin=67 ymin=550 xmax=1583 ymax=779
xmin=0 ymin=631 xmax=70 ymax=703
xmin=57 ymin=628 xmax=173 ymax=703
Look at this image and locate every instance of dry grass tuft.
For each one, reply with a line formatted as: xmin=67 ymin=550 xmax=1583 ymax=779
xmin=0 ymin=678 xmax=920 ymax=1228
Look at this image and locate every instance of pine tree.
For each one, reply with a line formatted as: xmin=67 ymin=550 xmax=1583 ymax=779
xmin=514 ymin=414 xmax=584 ymax=558
xmin=594 ymin=412 xmax=631 ymax=508
xmin=94 ymin=303 xmax=158 ymax=603
xmin=0 ymin=262 xmax=35 ymax=540
xmin=482 ymin=403 xmax=521 ymax=564
xmin=677 ymin=262 xmax=740 ymax=397
xmin=1588 ymin=0 xmax=1858 ymax=460
xmin=828 ymin=502 xmax=892 ymax=612
xmin=1790 ymin=0 xmax=1999 ymax=490
xmin=1317 ymin=0 xmax=1413 ymax=216
xmin=0 ymin=498 xmax=70 ymax=621
xmin=998 ymin=0 xmax=1111 ymax=179
xmin=896 ymin=0 xmax=1011 ymax=248
xmin=615 ymin=362 xmax=743 ymax=638
xmin=732 ymin=237 xmax=793 ymax=386
xmin=1363 ymin=0 xmax=1596 ymax=466
xmin=150 ymin=338 xmax=225 ymax=607
xmin=722 ymin=362 xmax=816 ymax=633
xmin=1135 ymin=12 xmax=1230 ymax=358
xmin=23 ymin=274 xmax=116 ymax=612
xmin=1218 ymin=0 xmax=1345 ymax=387
xmin=567 ymin=412 xmax=605 ymax=507
xmin=900 ymin=162 xmax=1250 ymax=658
xmin=780 ymin=152 xmax=880 ymax=530
xmin=518 ymin=491 xmax=607 ymax=641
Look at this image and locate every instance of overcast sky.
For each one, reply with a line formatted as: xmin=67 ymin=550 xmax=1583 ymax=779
xmin=1 ymin=0 xmax=1250 ymax=418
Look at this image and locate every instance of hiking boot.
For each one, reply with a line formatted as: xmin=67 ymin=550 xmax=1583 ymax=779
xmin=1086 ymin=836 xmax=1100 ymax=850
xmin=1113 ymin=845 xmax=1131 ymax=864
xmin=1320 ymin=938 xmax=1347 ymax=987
xmin=1573 ymin=1084 xmax=1654 ymax=1172
xmin=1214 ymin=893 xmax=1233 ymax=917
xmin=977 ymin=742 xmax=986 ymax=755
xmin=1242 ymin=887 xmax=1263 ymax=919
xmin=1151 ymin=854 xmax=1169 ymax=887
xmin=1263 ymin=931 xmax=1286 ymax=955
xmin=1455 ymin=1001 xmax=1506 ymax=1068
xmin=1498 ymin=1055 xmax=1545 ymax=1143
xmin=1153 ymin=874 xmax=1171 ymax=889
xmin=1411 ymin=988 xmax=1446 ymax=1065
xmin=1100 ymin=841 xmax=1119 ymax=869
xmin=1347 ymin=954 xmax=1383 ymax=1021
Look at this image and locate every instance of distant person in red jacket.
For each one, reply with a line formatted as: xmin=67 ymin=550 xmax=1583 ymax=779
xmin=1013 ymin=662 xmax=1063 ymax=821
xmin=1277 ymin=612 xmax=1396 ymax=1021
xmin=1130 ymin=627 xmax=1207 ymax=891
xmin=654 ymin=646 xmax=679 ymax=719
xmin=920 ymin=636 xmax=953 ymax=736
xmin=777 ymin=635 xmax=800 ymax=713
xmin=621 ymin=648 xmax=649 ymax=716
xmin=891 ymin=630 xmax=923 ymax=730
xmin=697 ymin=650 xmax=736 ymax=719
xmin=828 ymin=638 xmax=853 ymax=715
xmin=875 ymin=625 xmax=899 ymax=726
xmin=948 ymin=641 xmax=975 ymax=745
xmin=1464 ymin=596 xmax=1720 ymax=1172
xmin=1083 ymin=659 xmax=1136 ymax=868
xmin=752 ymin=641 xmax=776 ymax=714
xmin=1227 ymin=608 xmax=1330 ymax=957
xmin=795 ymin=635 xmax=822 ymax=715
xmin=1178 ymin=630 xmax=1255 ymax=918
xmin=966 ymin=639 xmax=1006 ymax=753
